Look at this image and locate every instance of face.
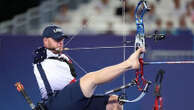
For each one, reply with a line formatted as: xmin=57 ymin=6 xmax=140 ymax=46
xmin=43 ymin=37 xmax=64 ymax=54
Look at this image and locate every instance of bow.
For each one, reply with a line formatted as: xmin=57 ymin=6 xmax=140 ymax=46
xmin=61 ymin=0 xmax=194 ymax=105
xmin=61 ymin=0 xmax=152 ymax=103
xmin=59 ymin=0 xmax=153 ymax=104
xmin=134 ymin=0 xmax=150 ymax=91
xmin=113 ymin=0 xmax=152 ymax=103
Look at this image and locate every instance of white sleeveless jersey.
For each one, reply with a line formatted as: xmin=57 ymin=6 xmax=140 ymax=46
xmin=33 ymin=49 xmax=75 ymax=99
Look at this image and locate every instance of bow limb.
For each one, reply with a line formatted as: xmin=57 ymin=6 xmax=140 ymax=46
xmin=119 ymin=81 xmax=151 ymax=103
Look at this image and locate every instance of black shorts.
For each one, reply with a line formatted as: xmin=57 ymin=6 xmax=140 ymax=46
xmin=45 ymin=80 xmax=110 ymax=110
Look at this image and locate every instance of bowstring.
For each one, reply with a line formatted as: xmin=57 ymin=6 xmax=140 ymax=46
xmin=64 ymin=24 xmax=87 ymax=47
xmin=65 ymin=54 xmax=88 ymax=74
xmin=63 ymin=21 xmax=88 ymax=74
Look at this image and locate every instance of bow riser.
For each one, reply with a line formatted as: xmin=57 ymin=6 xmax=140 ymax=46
xmin=134 ymin=0 xmax=150 ymax=91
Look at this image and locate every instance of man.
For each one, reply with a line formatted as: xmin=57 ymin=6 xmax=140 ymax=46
xmin=33 ymin=25 xmax=145 ymax=110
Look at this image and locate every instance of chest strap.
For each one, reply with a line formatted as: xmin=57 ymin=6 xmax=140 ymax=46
xmin=37 ymin=63 xmax=60 ymax=100
xmin=48 ymin=57 xmax=77 ymax=78
xmin=37 ymin=63 xmax=53 ymax=98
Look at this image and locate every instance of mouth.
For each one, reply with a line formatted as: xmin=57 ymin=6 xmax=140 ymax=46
xmin=55 ymin=47 xmax=62 ymax=51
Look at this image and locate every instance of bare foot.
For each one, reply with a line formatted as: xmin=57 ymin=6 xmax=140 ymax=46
xmin=126 ymin=48 xmax=145 ymax=69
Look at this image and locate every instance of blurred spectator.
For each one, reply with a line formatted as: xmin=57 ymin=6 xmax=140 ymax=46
xmin=190 ymin=0 xmax=194 ymax=24
xmin=168 ymin=0 xmax=186 ymax=18
xmin=176 ymin=16 xmax=192 ymax=35
xmin=125 ymin=5 xmax=135 ymax=24
xmin=105 ymin=22 xmax=115 ymax=35
xmin=148 ymin=18 xmax=165 ymax=37
xmin=115 ymin=0 xmax=131 ymax=16
xmin=185 ymin=2 xmax=192 ymax=17
xmin=94 ymin=0 xmax=110 ymax=14
xmin=155 ymin=18 xmax=163 ymax=32
xmin=165 ymin=20 xmax=176 ymax=35
xmin=54 ymin=4 xmax=71 ymax=25
xmin=156 ymin=0 xmax=161 ymax=3
xmin=79 ymin=17 xmax=96 ymax=35
xmin=144 ymin=3 xmax=158 ymax=23
xmin=184 ymin=0 xmax=194 ymax=29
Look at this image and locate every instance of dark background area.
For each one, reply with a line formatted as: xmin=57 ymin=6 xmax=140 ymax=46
xmin=0 ymin=0 xmax=40 ymax=22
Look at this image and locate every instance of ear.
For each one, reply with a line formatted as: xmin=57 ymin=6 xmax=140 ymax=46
xmin=43 ymin=37 xmax=48 ymax=47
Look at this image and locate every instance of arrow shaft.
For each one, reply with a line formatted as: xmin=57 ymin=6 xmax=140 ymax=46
xmin=144 ymin=61 xmax=194 ymax=65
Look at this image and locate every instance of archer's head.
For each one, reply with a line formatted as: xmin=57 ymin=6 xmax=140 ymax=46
xmin=42 ymin=25 xmax=68 ymax=54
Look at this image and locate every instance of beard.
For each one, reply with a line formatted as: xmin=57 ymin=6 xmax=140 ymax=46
xmin=47 ymin=47 xmax=63 ymax=54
